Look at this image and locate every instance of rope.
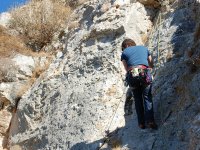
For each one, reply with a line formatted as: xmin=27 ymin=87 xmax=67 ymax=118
xmin=148 ymin=10 xmax=166 ymax=140
xmin=156 ymin=14 xmax=165 ymax=140
xmin=97 ymin=86 xmax=128 ymax=150
xmin=149 ymin=11 xmax=172 ymax=145
xmin=157 ymin=14 xmax=162 ymax=66
xmin=148 ymin=12 xmax=163 ymax=69
xmin=148 ymin=13 xmax=161 ymax=50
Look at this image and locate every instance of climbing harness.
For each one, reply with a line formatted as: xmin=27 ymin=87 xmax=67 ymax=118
xmin=130 ymin=66 xmax=152 ymax=84
xmin=98 ymin=12 xmax=164 ymax=149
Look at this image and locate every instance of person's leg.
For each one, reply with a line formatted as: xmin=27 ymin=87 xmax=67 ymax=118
xmin=127 ymin=73 xmax=145 ymax=128
xmin=124 ymin=88 xmax=133 ymax=116
xmin=142 ymin=84 xmax=157 ymax=129
xmin=132 ymin=87 xmax=145 ymax=128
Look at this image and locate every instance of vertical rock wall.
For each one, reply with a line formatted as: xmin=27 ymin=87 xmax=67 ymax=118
xmin=6 ymin=0 xmax=200 ymax=150
xmin=149 ymin=0 xmax=200 ymax=149
xmin=8 ymin=1 xmax=154 ymax=149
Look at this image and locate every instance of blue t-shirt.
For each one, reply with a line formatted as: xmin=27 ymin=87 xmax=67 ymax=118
xmin=121 ymin=46 xmax=150 ymax=67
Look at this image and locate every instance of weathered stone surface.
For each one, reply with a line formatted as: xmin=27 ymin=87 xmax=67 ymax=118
xmin=0 ymin=54 xmax=49 ymax=104
xmin=113 ymin=0 xmax=130 ymax=5
xmin=2 ymin=0 xmax=200 ymax=150
xmin=150 ymin=0 xmax=200 ymax=149
xmin=0 ymin=53 xmax=49 ymax=149
xmin=12 ymin=54 xmax=35 ymax=77
xmin=0 ymin=13 xmax=11 ymax=27
xmin=0 ymin=94 xmax=12 ymax=150
xmin=0 ymin=109 xmax=12 ymax=134
xmin=8 ymin=0 xmax=154 ymax=149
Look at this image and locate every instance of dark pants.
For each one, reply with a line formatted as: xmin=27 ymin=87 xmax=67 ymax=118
xmin=126 ymin=71 xmax=155 ymax=125
xmin=132 ymin=84 xmax=155 ymax=125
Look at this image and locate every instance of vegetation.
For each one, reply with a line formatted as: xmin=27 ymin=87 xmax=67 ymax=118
xmin=0 ymin=25 xmax=30 ymax=57
xmin=0 ymin=0 xmax=88 ymax=82
xmin=9 ymin=0 xmax=71 ymax=51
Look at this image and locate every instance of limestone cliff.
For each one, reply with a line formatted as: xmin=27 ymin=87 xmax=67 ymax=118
xmin=1 ymin=0 xmax=200 ymax=150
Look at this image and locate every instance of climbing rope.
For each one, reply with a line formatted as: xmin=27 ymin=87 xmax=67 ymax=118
xmin=157 ymin=14 xmax=162 ymax=66
xmin=148 ymin=11 xmax=174 ymax=145
xmin=108 ymin=90 xmax=128 ymax=131
xmin=97 ymin=86 xmax=128 ymax=150
xmin=153 ymin=13 xmax=165 ymax=125
xmin=148 ymin=11 xmax=163 ymax=109
xmin=148 ymin=12 xmax=163 ymax=69
xmin=148 ymin=10 xmax=167 ymax=134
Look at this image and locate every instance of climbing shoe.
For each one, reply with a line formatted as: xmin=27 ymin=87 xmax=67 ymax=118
xmin=147 ymin=122 xmax=158 ymax=130
xmin=139 ymin=124 xmax=145 ymax=129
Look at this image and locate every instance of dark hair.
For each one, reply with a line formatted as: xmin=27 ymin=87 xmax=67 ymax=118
xmin=121 ymin=39 xmax=136 ymax=51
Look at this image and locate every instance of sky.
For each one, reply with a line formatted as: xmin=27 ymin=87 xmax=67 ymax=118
xmin=0 ymin=0 xmax=28 ymax=13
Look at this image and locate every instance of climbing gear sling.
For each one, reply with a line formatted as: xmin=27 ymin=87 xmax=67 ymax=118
xmin=126 ymin=65 xmax=152 ymax=88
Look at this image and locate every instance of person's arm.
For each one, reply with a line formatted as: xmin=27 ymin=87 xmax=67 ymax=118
xmin=148 ymin=55 xmax=154 ymax=68
xmin=122 ymin=60 xmax=128 ymax=72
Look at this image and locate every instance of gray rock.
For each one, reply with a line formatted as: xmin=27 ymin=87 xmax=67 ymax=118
xmin=0 ymin=12 xmax=11 ymax=27
xmin=12 ymin=54 xmax=35 ymax=77
xmin=4 ymin=0 xmax=200 ymax=150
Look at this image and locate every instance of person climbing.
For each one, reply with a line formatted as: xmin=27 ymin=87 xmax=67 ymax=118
xmin=121 ymin=38 xmax=158 ymax=130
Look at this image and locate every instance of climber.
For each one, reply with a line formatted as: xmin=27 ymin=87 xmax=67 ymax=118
xmin=121 ymin=38 xmax=158 ymax=130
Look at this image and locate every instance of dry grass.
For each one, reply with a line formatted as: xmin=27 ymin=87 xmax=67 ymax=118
xmin=138 ymin=0 xmax=160 ymax=8
xmin=110 ymin=138 xmax=121 ymax=150
xmin=9 ymin=0 xmax=71 ymax=51
xmin=141 ymin=33 xmax=148 ymax=44
xmin=68 ymin=21 xmax=80 ymax=30
xmin=0 ymin=25 xmax=53 ymax=58
xmin=32 ymin=0 xmax=87 ymax=8
xmin=0 ymin=25 xmax=33 ymax=57
xmin=0 ymin=25 xmax=52 ymax=82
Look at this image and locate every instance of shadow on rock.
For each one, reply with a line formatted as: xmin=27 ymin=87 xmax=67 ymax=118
xmin=71 ymin=87 xmax=157 ymax=150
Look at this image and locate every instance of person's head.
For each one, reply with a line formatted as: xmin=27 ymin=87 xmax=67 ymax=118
xmin=121 ymin=38 xmax=136 ymax=51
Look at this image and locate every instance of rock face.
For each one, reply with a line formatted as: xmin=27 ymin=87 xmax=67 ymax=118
xmin=4 ymin=0 xmax=200 ymax=150
xmin=8 ymin=0 xmax=154 ymax=149
xmin=148 ymin=0 xmax=200 ymax=149
xmin=0 ymin=54 xmax=49 ymax=105
xmin=0 ymin=53 xmax=50 ymax=150
xmin=0 ymin=13 xmax=11 ymax=27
